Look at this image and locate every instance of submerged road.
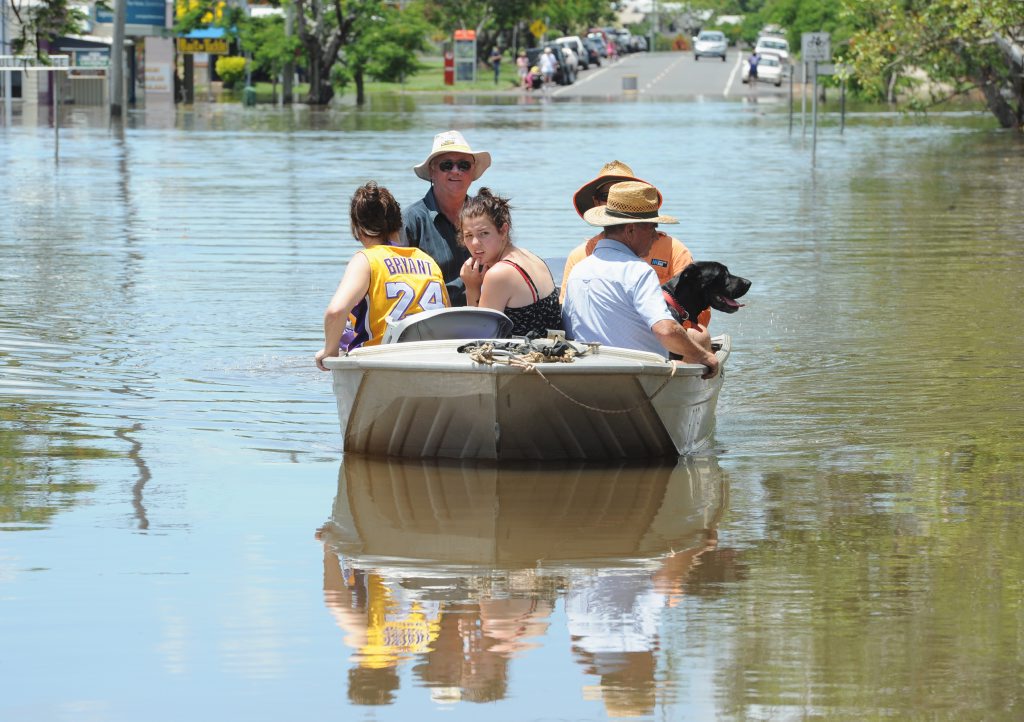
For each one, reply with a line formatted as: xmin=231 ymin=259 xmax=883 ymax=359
xmin=550 ymin=49 xmax=793 ymax=102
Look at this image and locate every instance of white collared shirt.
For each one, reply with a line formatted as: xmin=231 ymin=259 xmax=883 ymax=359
xmin=561 ymin=238 xmax=673 ymax=357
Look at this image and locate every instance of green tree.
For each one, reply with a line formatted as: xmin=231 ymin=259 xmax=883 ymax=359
xmin=841 ymin=0 xmax=1024 ymax=130
xmin=338 ymin=1 xmax=430 ymax=104
xmin=292 ymin=0 xmax=365 ymax=105
xmin=9 ymin=0 xmax=91 ymax=57
xmin=240 ymin=14 xmax=303 ymax=101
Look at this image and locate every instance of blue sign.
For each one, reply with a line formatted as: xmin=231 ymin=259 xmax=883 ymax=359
xmin=95 ymin=0 xmax=167 ymax=27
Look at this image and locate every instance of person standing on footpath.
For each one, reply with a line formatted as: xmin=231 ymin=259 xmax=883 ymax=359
xmin=516 ymin=50 xmax=528 ymax=87
xmin=559 ymin=160 xmax=711 ymax=331
xmin=403 ymin=130 xmax=492 ymax=307
xmin=488 ymin=46 xmax=503 ymax=85
xmin=561 ymin=181 xmax=719 ymax=377
xmin=539 ymin=47 xmax=557 ymax=86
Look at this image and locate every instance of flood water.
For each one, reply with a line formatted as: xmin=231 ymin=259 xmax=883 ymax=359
xmin=2 ymin=96 xmax=1023 ymax=720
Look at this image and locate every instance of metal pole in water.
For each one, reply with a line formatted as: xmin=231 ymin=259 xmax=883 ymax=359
xmin=840 ymin=76 xmax=846 ymax=134
xmin=801 ymin=61 xmax=807 ymax=137
xmin=788 ymin=63 xmax=794 ymax=135
xmin=811 ymin=61 xmax=818 ymax=167
xmin=54 ymin=68 xmax=60 ymax=161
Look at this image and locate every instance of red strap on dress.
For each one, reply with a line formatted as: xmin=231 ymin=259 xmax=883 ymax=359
xmin=500 ymin=260 xmax=539 ymax=303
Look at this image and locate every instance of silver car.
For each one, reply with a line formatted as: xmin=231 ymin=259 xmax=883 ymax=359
xmin=693 ymin=31 xmax=728 ymax=61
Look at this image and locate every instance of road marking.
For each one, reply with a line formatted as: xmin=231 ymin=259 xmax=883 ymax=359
xmin=551 ymin=59 xmax=621 ymax=96
xmin=643 ymin=55 xmax=686 ymax=93
xmin=724 ymin=53 xmax=744 ymax=97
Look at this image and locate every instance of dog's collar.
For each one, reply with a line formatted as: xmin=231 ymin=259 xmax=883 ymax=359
xmin=663 ymin=290 xmax=689 ymax=321
xmin=662 ymin=290 xmax=705 ymax=332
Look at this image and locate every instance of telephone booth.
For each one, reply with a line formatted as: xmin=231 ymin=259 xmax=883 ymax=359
xmin=453 ymin=29 xmax=477 ymax=82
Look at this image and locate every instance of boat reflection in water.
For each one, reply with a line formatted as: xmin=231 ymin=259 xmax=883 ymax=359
xmin=316 ymin=454 xmax=731 ymax=712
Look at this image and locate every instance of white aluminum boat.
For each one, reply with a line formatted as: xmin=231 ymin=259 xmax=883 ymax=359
xmin=322 ymin=308 xmax=731 ymax=461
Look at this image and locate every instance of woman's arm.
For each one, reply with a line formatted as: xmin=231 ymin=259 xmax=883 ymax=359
xmin=315 ymin=253 xmax=371 ymax=371
xmin=477 ymin=263 xmax=519 ymax=311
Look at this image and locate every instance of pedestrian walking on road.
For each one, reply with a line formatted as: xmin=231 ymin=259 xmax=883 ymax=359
xmin=747 ymin=50 xmax=760 ymax=82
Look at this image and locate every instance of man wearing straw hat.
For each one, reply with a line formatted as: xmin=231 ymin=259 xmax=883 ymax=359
xmin=562 ymin=181 xmax=719 ymax=378
xmin=404 ymin=130 xmax=492 ymax=307
xmin=560 ymin=160 xmax=710 ymax=331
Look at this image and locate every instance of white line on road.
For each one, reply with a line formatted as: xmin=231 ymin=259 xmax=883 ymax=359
xmin=551 ymin=59 xmax=622 ymax=96
xmin=724 ymin=52 xmax=745 ymax=97
xmin=642 ymin=55 xmax=687 ymax=93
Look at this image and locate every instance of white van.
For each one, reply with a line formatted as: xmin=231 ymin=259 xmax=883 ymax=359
xmin=755 ymin=36 xmax=790 ymax=63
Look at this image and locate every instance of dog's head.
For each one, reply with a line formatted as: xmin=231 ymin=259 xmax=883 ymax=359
xmin=663 ymin=261 xmax=751 ymax=321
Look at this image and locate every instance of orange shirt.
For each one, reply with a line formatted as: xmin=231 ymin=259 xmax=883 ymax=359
xmin=559 ymin=231 xmax=712 ymax=328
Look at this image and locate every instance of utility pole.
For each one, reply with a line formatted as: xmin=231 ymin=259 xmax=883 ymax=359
xmin=2 ymin=0 xmax=11 ymax=126
xmin=282 ymin=2 xmax=293 ymax=104
xmin=110 ymin=0 xmax=126 ymax=116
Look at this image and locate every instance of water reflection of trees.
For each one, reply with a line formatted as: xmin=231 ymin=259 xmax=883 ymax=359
xmin=317 ymin=455 xmax=735 ymax=714
xmin=0 ymin=401 xmax=103 ymax=529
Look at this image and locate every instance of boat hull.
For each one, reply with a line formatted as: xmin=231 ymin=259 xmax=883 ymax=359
xmin=325 ymin=336 xmax=730 ymax=460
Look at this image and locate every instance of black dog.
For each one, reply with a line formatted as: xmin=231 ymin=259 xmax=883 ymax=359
xmin=661 ymin=261 xmax=751 ymax=330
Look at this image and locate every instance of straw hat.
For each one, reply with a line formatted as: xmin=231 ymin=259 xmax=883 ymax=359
xmin=572 ymin=160 xmax=658 ymax=218
xmin=413 ymin=130 xmax=491 ymax=181
xmin=582 ymin=181 xmax=678 ymax=227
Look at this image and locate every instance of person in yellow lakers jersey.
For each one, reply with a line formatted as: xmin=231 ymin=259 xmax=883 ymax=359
xmin=316 ymin=182 xmax=449 ymax=370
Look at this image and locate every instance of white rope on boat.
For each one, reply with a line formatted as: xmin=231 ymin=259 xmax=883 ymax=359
xmin=463 ymin=341 xmax=677 ymax=415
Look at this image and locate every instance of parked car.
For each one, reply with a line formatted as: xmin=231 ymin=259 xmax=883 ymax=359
xmin=525 ymin=46 xmax=576 ymax=85
xmin=558 ymin=45 xmax=579 ymax=76
xmin=693 ymin=30 xmax=728 ymax=61
xmin=585 ymin=33 xmax=608 ymax=60
xmin=754 ymin=35 xmax=790 ymax=64
xmin=741 ymin=51 xmax=784 ymax=86
xmin=555 ymin=36 xmax=591 ymax=70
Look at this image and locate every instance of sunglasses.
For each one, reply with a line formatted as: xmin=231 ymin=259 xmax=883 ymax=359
xmin=438 ymin=159 xmax=473 ymax=172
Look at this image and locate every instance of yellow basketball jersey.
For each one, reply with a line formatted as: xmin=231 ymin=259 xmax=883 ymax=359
xmin=350 ymin=245 xmax=449 ymax=348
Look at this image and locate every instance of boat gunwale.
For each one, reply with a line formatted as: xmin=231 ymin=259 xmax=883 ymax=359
xmin=323 ymin=335 xmax=730 ymax=378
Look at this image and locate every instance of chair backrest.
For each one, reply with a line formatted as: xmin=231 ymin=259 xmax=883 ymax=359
xmin=382 ymin=307 xmax=514 ymax=344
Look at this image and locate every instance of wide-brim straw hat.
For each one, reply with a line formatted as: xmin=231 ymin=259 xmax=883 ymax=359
xmin=572 ymin=160 xmax=659 ymax=218
xmin=413 ymin=130 xmax=492 ymax=181
xmin=582 ymin=181 xmax=678 ymax=227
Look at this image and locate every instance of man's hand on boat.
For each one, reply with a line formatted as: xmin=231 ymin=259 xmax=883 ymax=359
xmin=654 ymin=320 xmax=720 ymax=379
xmin=683 ymin=350 xmax=720 ymax=380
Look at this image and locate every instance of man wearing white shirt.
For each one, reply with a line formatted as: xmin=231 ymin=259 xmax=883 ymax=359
xmin=561 ymin=181 xmax=719 ymax=379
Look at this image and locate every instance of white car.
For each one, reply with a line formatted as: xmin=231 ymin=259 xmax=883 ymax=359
xmin=693 ymin=30 xmax=728 ymax=61
xmin=742 ymin=52 xmax=784 ymax=86
xmin=558 ymin=46 xmax=579 ymax=76
xmin=754 ymin=36 xmax=790 ymax=64
xmin=556 ymin=36 xmax=590 ymax=70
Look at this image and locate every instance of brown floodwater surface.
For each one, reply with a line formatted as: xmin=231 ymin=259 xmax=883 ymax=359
xmin=1 ymin=98 xmax=1022 ymax=720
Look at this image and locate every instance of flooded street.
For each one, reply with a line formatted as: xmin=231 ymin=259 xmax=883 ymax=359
xmin=2 ymin=96 xmax=1023 ymax=720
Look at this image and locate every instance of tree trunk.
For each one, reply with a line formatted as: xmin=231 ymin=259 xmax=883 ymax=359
xmin=305 ymin=52 xmax=335 ymax=105
xmin=974 ymin=67 xmax=1020 ymax=130
xmin=355 ymin=69 xmax=365 ymax=106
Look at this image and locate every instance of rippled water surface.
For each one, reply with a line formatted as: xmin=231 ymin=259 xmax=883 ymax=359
xmin=2 ymin=97 xmax=1023 ymax=720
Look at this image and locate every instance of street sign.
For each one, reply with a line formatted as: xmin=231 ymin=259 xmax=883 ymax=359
xmin=0 ymin=55 xmax=70 ymax=69
xmin=176 ymin=37 xmax=230 ymax=54
xmin=530 ymin=20 xmax=547 ymax=39
xmin=802 ymin=32 xmax=831 ymax=62
xmin=817 ymin=63 xmax=835 ymax=75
